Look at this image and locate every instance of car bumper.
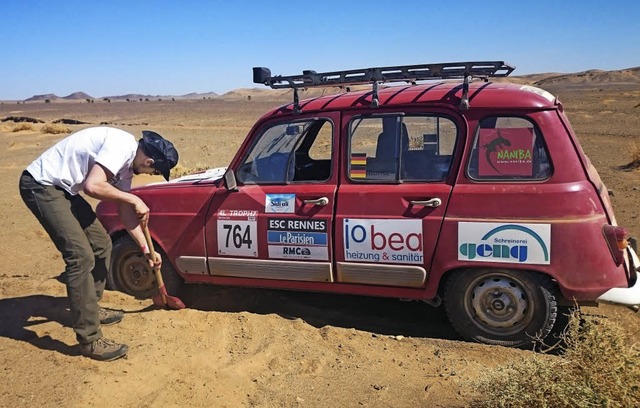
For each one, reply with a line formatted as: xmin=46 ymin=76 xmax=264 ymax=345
xmin=596 ymin=247 xmax=640 ymax=306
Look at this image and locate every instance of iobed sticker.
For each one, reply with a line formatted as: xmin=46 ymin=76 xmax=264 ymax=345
xmin=343 ymin=218 xmax=424 ymax=264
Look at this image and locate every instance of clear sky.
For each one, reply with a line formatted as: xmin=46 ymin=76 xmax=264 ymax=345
xmin=1 ymin=0 xmax=639 ymax=100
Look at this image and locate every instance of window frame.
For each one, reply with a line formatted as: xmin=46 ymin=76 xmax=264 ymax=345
xmin=347 ymin=113 xmax=460 ymax=184
xmin=235 ymin=117 xmax=335 ymax=185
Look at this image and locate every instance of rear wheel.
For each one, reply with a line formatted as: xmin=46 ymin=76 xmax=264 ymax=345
xmin=108 ymin=235 xmax=184 ymax=299
xmin=443 ymin=268 xmax=558 ymax=348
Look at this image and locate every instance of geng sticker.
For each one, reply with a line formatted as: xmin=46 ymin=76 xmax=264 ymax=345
xmin=458 ymin=222 xmax=551 ymax=265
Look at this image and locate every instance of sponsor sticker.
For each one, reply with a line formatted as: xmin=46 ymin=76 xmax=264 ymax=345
xmin=267 ymin=217 xmax=329 ymax=260
xmin=268 ymin=245 xmax=328 ymax=260
xmin=478 ymin=128 xmax=534 ymax=177
xmin=217 ymin=219 xmax=258 ymax=257
xmin=458 ymin=222 xmax=551 ymax=265
xmin=350 ymin=153 xmax=367 ymax=179
xmin=268 ymin=218 xmax=327 ymax=232
xmin=343 ymin=218 xmax=424 ymax=264
xmin=265 ymin=194 xmax=295 ymax=213
xmin=218 ymin=209 xmax=258 ymax=220
xmin=267 ymin=231 xmax=327 ymax=246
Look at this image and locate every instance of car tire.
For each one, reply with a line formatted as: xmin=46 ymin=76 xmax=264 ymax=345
xmin=443 ymin=268 xmax=558 ymax=348
xmin=108 ymin=235 xmax=184 ymax=300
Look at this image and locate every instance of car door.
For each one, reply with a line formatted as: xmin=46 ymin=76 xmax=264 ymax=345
xmin=334 ymin=113 xmax=460 ymax=287
xmin=204 ymin=113 xmax=339 ymax=283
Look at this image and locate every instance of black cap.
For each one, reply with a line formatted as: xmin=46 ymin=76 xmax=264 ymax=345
xmin=140 ymin=130 xmax=179 ymax=181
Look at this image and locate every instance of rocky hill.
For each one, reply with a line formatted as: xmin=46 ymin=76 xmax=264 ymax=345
xmin=12 ymin=66 xmax=640 ymax=103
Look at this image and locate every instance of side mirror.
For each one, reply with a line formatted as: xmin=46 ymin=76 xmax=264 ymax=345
xmin=286 ymin=124 xmax=302 ymax=135
xmin=223 ymin=169 xmax=238 ymax=191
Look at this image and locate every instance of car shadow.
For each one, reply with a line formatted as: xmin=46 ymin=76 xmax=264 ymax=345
xmin=0 ymin=288 xmax=460 ymax=356
xmin=182 ymin=284 xmax=460 ymax=341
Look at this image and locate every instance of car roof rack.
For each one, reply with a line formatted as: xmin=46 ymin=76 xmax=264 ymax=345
xmin=253 ymin=61 xmax=515 ymax=111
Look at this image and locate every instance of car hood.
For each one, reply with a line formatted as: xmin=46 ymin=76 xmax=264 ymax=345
xmin=156 ymin=166 xmax=227 ymax=184
xmin=136 ymin=167 xmax=227 ymax=190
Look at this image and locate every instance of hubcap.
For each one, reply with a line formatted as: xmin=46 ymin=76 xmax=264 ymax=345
xmin=117 ymin=250 xmax=155 ymax=295
xmin=469 ymin=276 xmax=532 ymax=333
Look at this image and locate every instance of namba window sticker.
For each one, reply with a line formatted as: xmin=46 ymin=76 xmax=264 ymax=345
xmin=478 ymin=128 xmax=534 ymax=177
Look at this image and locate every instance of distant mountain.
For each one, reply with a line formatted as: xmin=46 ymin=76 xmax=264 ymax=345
xmin=25 ymin=92 xmax=95 ymax=102
xmin=13 ymin=67 xmax=640 ymax=103
xmin=25 ymin=93 xmax=60 ymax=102
xmin=102 ymin=91 xmax=219 ymax=101
xmin=62 ymin=91 xmax=94 ymax=100
xmin=531 ymin=67 xmax=640 ymax=90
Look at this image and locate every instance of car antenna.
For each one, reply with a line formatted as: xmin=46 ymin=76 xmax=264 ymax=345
xmin=460 ymin=74 xmax=471 ymax=110
xmin=371 ymin=81 xmax=379 ymax=108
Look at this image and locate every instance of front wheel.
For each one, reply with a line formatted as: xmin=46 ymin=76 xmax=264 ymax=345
xmin=443 ymin=268 xmax=558 ymax=348
xmin=108 ymin=235 xmax=184 ymax=299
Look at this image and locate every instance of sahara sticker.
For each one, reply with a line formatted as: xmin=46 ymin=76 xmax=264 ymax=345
xmin=217 ymin=219 xmax=258 ymax=257
xmin=458 ymin=222 xmax=551 ymax=265
xmin=343 ymin=218 xmax=423 ymax=264
xmin=265 ymin=194 xmax=295 ymax=213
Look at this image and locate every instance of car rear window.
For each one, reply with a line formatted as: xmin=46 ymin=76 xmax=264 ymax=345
xmin=467 ymin=116 xmax=552 ymax=181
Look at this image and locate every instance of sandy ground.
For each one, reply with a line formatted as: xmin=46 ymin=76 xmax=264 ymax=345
xmin=1 ymin=82 xmax=639 ymax=407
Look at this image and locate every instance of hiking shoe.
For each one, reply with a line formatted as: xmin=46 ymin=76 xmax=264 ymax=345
xmin=80 ymin=338 xmax=129 ymax=361
xmin=98 ymin=307 xmax=124 ymax=326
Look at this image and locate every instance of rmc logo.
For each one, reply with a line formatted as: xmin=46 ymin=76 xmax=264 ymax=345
xmin=458 ymin=223 xmax=551 ymax=265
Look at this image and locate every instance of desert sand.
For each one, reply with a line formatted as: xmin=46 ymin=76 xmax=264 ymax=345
xmin=1 ymin=75 xmax=639 ymax=407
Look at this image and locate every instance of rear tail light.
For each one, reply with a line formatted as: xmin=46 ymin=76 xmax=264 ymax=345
xmin=603 ymin=225 xmax=628 ymax=265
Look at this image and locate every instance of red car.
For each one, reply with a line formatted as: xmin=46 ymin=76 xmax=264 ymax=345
xmin=96 ymin=61 xmax=640 ymax=348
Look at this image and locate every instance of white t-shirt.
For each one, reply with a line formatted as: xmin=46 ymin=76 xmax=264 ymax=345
xmin=26 ymin=127 xmax=138 ymax=195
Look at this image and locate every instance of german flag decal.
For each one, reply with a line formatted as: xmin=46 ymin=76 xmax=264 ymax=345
xmin=350 ymin=153 xmax=367 ymax=179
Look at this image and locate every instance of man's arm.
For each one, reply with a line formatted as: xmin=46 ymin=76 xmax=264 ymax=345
xmin=84 ymin=162 xmax=149 ymax=219
xmin=85 ymin=163 xmax=162 ymax=268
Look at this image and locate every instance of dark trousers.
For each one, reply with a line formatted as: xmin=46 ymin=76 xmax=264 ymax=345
xmin=19 ymin=171 xmax=112 ymax=344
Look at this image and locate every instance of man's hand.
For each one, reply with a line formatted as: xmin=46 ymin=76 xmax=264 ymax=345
xmin=133 ymin=196 xmax=150 ymax=227
xmin=143 ymin=250 xmax=163 ymax=270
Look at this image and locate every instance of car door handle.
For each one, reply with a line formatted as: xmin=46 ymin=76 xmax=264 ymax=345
xmin=303 ymin=197 xmax=329 ymax=206
xmin=409 ymin=198 xmax=442 ymax=207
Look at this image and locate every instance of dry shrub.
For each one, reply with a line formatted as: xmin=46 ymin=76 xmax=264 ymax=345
xmin=170 ymin=163 xmax=210 ymax=179
xmin=12 ymin=123 xmax=34 ymax=132
xmin=470 ymin=309 xmax=640 ymax=408
xmin=628 ymin=142 xmax=640 ymax=169
xmin=41 ymin=124 xmax=71 ymax=134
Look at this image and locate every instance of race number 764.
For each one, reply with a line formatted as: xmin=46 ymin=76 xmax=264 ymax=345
xmin=217 ymin=220 xmax=258 ymax=257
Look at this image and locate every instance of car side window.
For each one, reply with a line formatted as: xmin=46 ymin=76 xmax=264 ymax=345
xmin=349 ymin=115 xmax=457 ymax=182
xmin=467 ymin=116 xmax=552 ymax=181
xmin=236 ymin=119 xmax=333 ymax=184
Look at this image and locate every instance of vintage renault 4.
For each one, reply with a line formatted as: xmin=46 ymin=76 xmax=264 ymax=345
xmin=96 ymin=61 xmax=640 ymax=348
